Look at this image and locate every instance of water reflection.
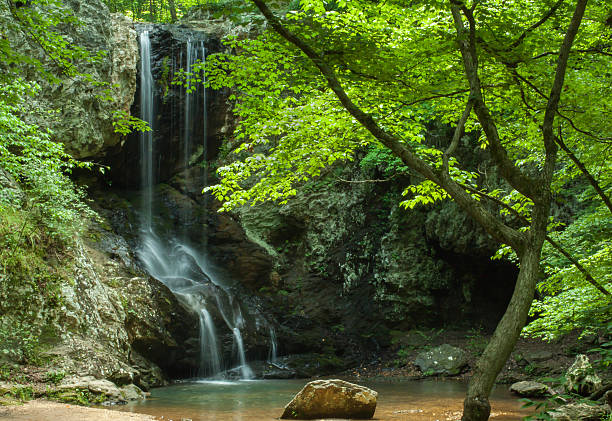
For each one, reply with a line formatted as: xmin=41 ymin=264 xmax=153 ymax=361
xmin=118 ymin=378 xmax=531 ymax=420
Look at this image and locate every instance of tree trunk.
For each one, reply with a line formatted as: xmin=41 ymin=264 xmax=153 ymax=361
xmin=462 ymin=211 xmax=548 ymax=421
xmin=168 ymin=0 xmax=177 ymax=22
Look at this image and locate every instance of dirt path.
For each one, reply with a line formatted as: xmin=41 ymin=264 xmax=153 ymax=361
xmin=0 ymin=400 xmax=157 ymax=421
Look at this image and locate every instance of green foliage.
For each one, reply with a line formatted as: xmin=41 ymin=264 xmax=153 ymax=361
xmin=519 ymin=374 xmax=605 ymax=421
xmin=0 ymin=80 xmax=94 ymax=244
xmin=44 ymin=370 xmax=66 ymax=384
xmin=0 ymin=207 xmax=67 ymax=365
xmin=588 ymin=322 xmax=612 ymax=370
xmin=200 ymin=0 xmax=611 ymax=346
xmin=49 ymin=388 xmax=106 ymax=405
xmin=112 ymin=110 xmax=151 ymax=136
xmin=101 ymin=0 xmax=257 ymax=23
xmin=523 ymin=205 xmax=612 ymax=341
xmin=0 ymin=0 xmax=106 ymax=84
xmin=359 ymin=146 xmax=409 ymax=178
xmin=2 ymin=385 xmax=34 ymax=402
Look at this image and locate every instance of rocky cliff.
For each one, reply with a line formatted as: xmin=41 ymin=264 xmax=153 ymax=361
xmin=10 ymin=0 xmax=138 ymax=159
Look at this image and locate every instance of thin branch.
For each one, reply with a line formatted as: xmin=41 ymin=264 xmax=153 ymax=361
xmin=507 ymin=0 xmax=565 ymax=51
xmin=532 ymin=46 xmax=612 ymax=60
xmin=403 ymin=88 xmax=471 ymax=106
xmin=512 ymin=71 xmax=612 ymax=143
xmin=7 ymin=2 xmax=76 ymax=79
xmin=443 ymin=99 xmax=474 ymax=172
xmin=540 ymin=0 xmax=588 ymax=185
xmin=507 ymin=73 xmax=612 ymax=213
xmin=459 ymin=183 xmax=610 ymax=296
xmin=555 ymin=129 xmax=612 ymax=214
xmin=335 ymin=175 xmax=398 ymax=183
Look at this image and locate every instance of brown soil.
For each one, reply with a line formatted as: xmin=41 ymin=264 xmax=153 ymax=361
xmin=0 ymin=400 xmax=157 ymax=421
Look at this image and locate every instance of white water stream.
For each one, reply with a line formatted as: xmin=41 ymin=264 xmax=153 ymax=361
xmin=136 ymin=30 xmax=259 ymax=379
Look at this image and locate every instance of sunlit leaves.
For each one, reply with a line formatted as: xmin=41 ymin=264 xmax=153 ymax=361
xmin=112 ymin=110 xmax=151 ymax=135
xmin=202 ymin=0 xmax=611 ymax=339
xmin=0 ymin=79 xmax=94 ymax=243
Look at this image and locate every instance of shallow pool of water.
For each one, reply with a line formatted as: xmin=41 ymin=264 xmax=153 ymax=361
xmin=118 ymin=378 xmax=531 ymax=420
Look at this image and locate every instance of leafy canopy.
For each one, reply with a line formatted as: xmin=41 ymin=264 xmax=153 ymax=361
xmin=201 ymin=0 xmax=611 ymax=338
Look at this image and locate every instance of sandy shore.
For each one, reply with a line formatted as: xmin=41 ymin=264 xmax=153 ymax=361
xmin=0 ymin=400 xmax=157 ymax=421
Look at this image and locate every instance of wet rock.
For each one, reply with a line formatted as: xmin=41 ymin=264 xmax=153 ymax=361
xmin=414 ymin=344 xmax=467 ymax=376
xmin=548 ymin=403 xmax=609 ymax=420
xmin=263 ymin=368 xmax=297 ymax=380
xmin=58 ymin=376 xmax=123 ymax=401
xmin=510 ymin=381 xmax=554 ymax=397
xmin=525 ymin=350 xmax=554 ymax=364
xmin=247 ymin=361 xmax=296 ymax=379
xmin=565 ymin=354 xmax=602 ymax=396
xmin=109 ymin=24 xmax=230 ymax=186
xmin=119 ymin=384 xmax=146 ymax=401
xmin=275 ymin=353 xmax=349 ymax=378
xmin=281 ymin=379 xmax=377 ymax=419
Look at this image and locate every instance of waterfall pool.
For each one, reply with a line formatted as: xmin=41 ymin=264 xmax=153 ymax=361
xmin=117 ymin=378 xmax=532 ymax=420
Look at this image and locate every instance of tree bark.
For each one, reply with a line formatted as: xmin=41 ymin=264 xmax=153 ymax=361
xmin=462 ymin=207 xmax=548 ymax=421
xmin=168 ymin=0 xmax=177 ymax=22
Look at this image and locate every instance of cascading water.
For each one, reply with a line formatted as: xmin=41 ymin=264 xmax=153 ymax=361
xmin=139 ymin=30 xmax=154 ymax=231
xmin=268 ymin=327 xmax=278 ymax=364
xmin=135 ymin=30 xmax=256 ymax=380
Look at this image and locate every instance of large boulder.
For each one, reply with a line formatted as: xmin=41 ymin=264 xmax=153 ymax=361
xmin=565 ymin=354 xmax=602 ymax=396
xmin=415 ymin=344 xmax=468 ymax=376
xmin=55 ymin=375 xmax=146 ymax=403
xmin=510 ymin=381 xmax=554 ymax=397
xmin=281 ymin=379 xmax=377 ymax=419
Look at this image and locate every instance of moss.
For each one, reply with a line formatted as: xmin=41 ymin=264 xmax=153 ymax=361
xmin=0 ymin=385 xmax=34 ymax=402
xmin=0 ymin=207 xmax=70 ymax=365
xmin=47 ymin=388 xmax=107 ymax=406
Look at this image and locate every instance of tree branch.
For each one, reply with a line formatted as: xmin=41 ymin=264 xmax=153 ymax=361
xmin=508 ymin=72 xmax=612 ymax=213
xmin=251 ymin=0 xmax=526 ymax=253
xmin=443 ymin=98 xmax=473 ymax=172
xmin=555 ymin=130 xmax=612 ymax=213
xmin=507 ymin=0 xmax=566 ymax=51
xmin=541 ymin=0 xmax=588 ymax=186
xmin=450 ymin=2 xmax=542 ymax=201
xmin=459 ymin=183 xmax=610 ymax=296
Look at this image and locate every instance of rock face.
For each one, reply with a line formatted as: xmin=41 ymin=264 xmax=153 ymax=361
xmin=565 ymin=354 xmax=602 ymax=396
xmin=548 ymin=403 xmax=610 ymax=420
xmin=414 ymin=344 xmax=468 ymax=376
xmin=232 ymin=154 xmax=519 ymax=361
xmin=281 ymin=379 xmax=377 ymax=420
xmin=11 ymin=0 xmax=138 ymax=159
xmin=107 ymin=23 xmax=231 ymax=187
xmin=46 ymin=223 xmax=200 ymax=388
xmin=510 ymin=381 xmax=554 ymax=397
xmin=95 ymin=178 xmax=276 ymax=365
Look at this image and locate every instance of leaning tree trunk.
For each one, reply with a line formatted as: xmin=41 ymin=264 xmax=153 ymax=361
xmin=462 ymin=207 xmax=549 ymax=421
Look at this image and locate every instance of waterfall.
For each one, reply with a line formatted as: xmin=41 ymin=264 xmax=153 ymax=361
xmin=135 ymin=29 xmax=254 ymax=380
xmin=200 ymin=308 xmax=222 ymax=377
xmin=233 ymin=328 xmax=254 ymax=379
xmin=139 ymin=30 xmax=154 ymax=232
xmin=182 ymin=39 xmax=206 ymax=171
xmin=268 ymin=327 xmax=278 ymax=364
